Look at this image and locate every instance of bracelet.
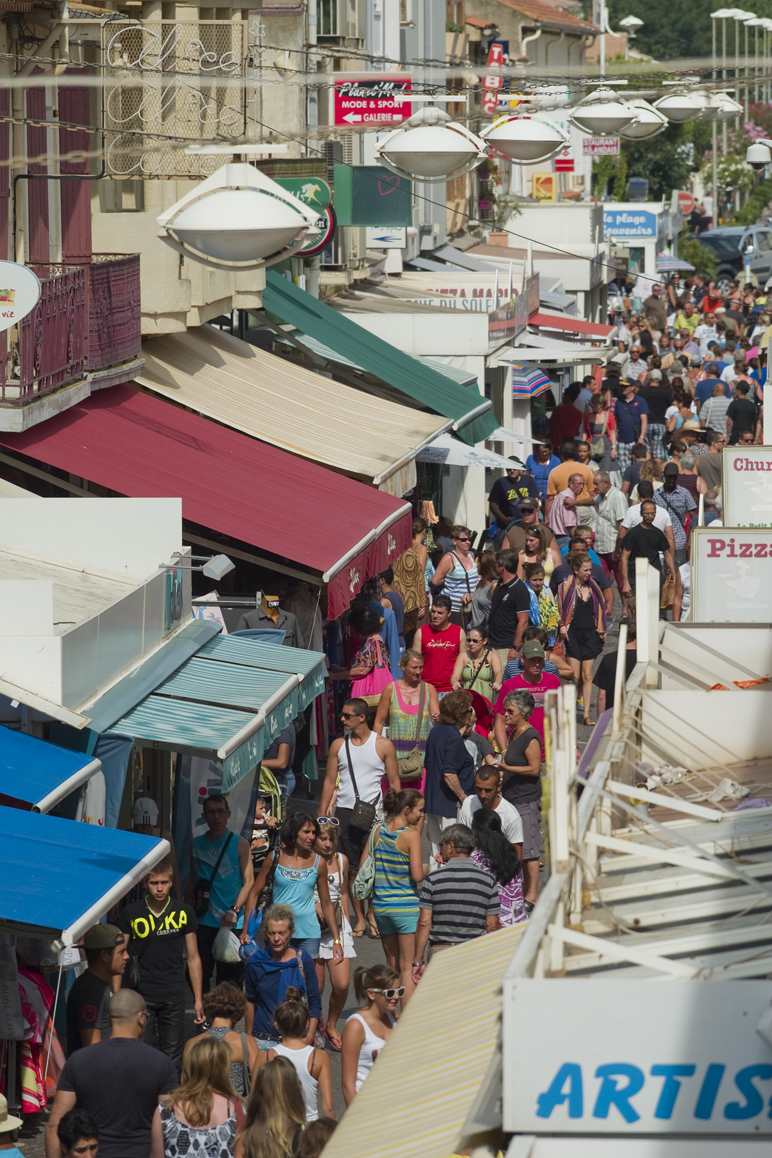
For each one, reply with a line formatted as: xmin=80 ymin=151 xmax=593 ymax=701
xmin=333 ymin=939 xmax=342 ymax=946
xmin=412 ymin=961 xmax=424 ymax=967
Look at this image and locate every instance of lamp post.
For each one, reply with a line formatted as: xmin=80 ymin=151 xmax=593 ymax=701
xmin=618 ymin=14 xmax=644 ymax=61
xmin=734 ymin=11 xmax=756 ymax=119
xmin=743 ymin=15 xmax=762 ymax=114
xmin=711 ymin=10 xmax=734 ymax=224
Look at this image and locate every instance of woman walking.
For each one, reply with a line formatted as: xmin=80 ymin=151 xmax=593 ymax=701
xmin=583 ymin=393 xmax=617 ymax=472
xmin=330 ymin=608 xmax=392 ymax=702
xmin=469 ymin=551 xmax=499 ymax=629
xmin=373 ymin=649 xmax=438 ymax=792
xmin=368 ymin=788 xmax=428 ymax=1006
xmin=267 ymin=991 xmax=334 ymax=1122
xmin=340 ymin=965 xmax=400 ymax=1106
xmin=313 ymin=821 xmax=354 ymax=1051
xmin=517 ymin=524 xmax=562 ymax=584
xmin=430 ymin=524 xmax=479 ymax=628
xmin=151 ymin=1037 xmax=242 ymax=1158
xmin=451 ymin=623 xmax=502 ymax=700
xmin=391 ymin=517 xmax=429 ymax=641
xmin=423 ymin=690 xmax=475 ymax=865
xmin=235 ymin=1057 xmax=306 ymax=1158
xmin=525 ymin=440 xmax=560 ymax=502
xmin=185 ymin=983 xmax=260 ymax=1096
xmin=471 ymin=809 xmax=527 ymax=926
xmin=558 ymin=555 xmax=607 ymax=726
xmin=494 ymin=690 xmax=542 ymax=910
xmin=244 ymin=814 xmax=342 ymax=962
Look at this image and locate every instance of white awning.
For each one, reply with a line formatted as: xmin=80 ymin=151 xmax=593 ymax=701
xmin=416 ymin=433 xmax=521 ymax=468
xmin=498 ymin=342 xmax=606 ymax=364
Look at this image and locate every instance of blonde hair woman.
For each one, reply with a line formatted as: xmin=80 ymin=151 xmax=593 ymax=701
xmin=235 ymin=1057 xmax=307 ymax=1158
xmin=151 ymin=1036 xmax=243 ymax=1158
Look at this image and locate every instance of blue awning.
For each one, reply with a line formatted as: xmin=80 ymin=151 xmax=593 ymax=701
xmin=0 ymin=726 xmax=101 ymax=813
xmin=108 ymin=636 xmax=326 ymax=793
xmin=0 ymin=806 xmax=168 ymax=945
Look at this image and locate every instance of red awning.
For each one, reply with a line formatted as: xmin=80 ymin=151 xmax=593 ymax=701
xmin=529 ymin=311 xmax=613 ymax=340
xmin=0 ymin=386 xmax=410 ymax=619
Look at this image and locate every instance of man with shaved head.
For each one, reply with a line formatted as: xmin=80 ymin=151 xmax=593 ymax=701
xmin=46 ymin=989 xmax=177 ymax=1158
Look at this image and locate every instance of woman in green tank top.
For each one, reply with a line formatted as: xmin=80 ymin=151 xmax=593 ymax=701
xmin=370 ymin=788 xmax=428 ymax=1008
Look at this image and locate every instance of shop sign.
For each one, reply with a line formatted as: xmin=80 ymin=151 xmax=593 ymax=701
xmin=273 ymin=177 xmax=331 ymax=212
xmin=296 ymin=206 xmax=337 ymax=255
xmin=583 ymin=137 xmax=620 ymax=155
xmin=0 ymin=261 xmax=41 ymax=334
xmin=503 ymin=979 xmax=772 ymax=1135
xmin=333 ymin=76 xmax=411 ymax=126
xmin=722 ymin=447 xmax=772 ymax=528
xmin=554 ymin=149 xmax=574 ymax=172
xmin=603 ymin=209 xmax=657 ymax=239
xmin=483 ymin=42 xmax=506 ymax=116
xmin=692 ymin=527 xmax=772 ymax=622
xmin=533 ymin=174 xmax=557 ymax=201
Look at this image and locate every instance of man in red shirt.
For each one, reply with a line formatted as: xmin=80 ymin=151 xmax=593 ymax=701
xmin=413 ymin=594 xmax=466 ymax=694
xmin=493 ymin=640 xmax=561 ymax=755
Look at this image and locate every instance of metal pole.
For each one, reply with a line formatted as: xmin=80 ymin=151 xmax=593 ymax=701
xmin=712 ymin=18 xmax=718 ymax=229
xmin=735 ymin=17 xmax=742 ymax=129
xmin=599 ymin=0 xmax=606 ymax=77
xmin=722 ymin=19 xmax=728 ymax=167
xmin=744 ymin=22 xmax=749 ymax=119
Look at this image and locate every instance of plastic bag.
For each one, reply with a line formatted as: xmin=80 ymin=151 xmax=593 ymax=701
xmin=212 ymin=927 xmax=241 ymax=964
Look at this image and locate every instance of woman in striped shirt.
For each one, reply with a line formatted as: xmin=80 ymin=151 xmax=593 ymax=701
xmin=367 ymin=788 xmax=428 ymax=1008
xmin=430 ymin=525 xmax=479 ymax=627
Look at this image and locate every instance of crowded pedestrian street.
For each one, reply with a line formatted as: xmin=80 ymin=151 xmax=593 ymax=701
xmin=4 ymin=5 xmax=772 ymax=1158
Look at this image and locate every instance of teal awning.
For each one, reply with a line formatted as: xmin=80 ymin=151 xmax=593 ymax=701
xmin=196 ymin=636 xmax=325 ymax=711
xmin=262 ymin=272 xmax=496 ymax=445
xmin=281 ymin=331 xmax=478 ymax=387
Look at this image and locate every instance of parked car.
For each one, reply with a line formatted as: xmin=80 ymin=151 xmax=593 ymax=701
xmin=688 ymin=225 xmax=772 ymax=294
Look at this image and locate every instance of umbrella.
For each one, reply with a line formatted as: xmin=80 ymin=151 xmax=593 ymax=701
xmin=509 ymin=361 xmax=554 ymax=398
xmin=655 ymin=255 xmax=695 ymax=272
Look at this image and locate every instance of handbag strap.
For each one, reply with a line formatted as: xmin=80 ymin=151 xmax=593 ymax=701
xmin=413 ymin=681 xmax=426 ymax=744
xmin=451 ymin=551 xmax=473 ymax=595
xmin=344 ymin=735 xmax=362 ymax=803
xmin=240 ymin=1034 xmax=251 ymax=1094
xmin=206 ymin=832 xmax=233 ymax=889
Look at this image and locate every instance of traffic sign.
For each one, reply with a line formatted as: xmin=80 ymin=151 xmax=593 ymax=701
xmin=678 ymin=190 xmax=695 ymax=215
xmin=554 ymin=149 xmax=574 ymax=172
xmin=334 ymin=76 xmax=412 ymax=127
xmin=582 ymin=137 xmax=620 ymax=156
xmin=296 ymin=206 xmax=336 ymax=256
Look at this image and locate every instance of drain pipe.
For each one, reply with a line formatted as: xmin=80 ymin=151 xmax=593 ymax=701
xmin=520 ymin=26 xmax=542 ymax=62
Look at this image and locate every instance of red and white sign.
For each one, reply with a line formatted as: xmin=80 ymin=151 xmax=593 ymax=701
xmin=554 ymin=149 xmax=574 ymax=172
xmin=482 ymin=42 xmax=505 ymax=116
xmin=582 ymin=137 xmax=620 ymax=156
xmin=677 ymin=190 xmax=695 ymax=215
xmin=0 ymin=261 xmax=41 ymax=334
xmin=334 ymin=76 xmax=412 ymax=127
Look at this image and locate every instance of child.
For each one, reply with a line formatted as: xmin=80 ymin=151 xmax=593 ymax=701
xmin=523 ymin=562 xmax=559 ymax=646
xmin=313 ymin=821 xmax=355 ymax=1051
xmin=267 ymin=990 xmax=334 ymax=1121
xmin=250 ymin=793 xmax=277 ymax=877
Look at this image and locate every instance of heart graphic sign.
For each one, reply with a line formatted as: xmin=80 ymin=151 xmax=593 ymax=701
xmin=378 ymin=174 xmax=401 ymax=196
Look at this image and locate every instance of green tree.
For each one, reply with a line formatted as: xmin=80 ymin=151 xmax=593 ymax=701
xmin=677 ymin=234 xmax=717 ymax=280
xmin=622 ymin=120 xmax=711 ymax=201
xmin=607 ymin=0 xmax=772 ymax=61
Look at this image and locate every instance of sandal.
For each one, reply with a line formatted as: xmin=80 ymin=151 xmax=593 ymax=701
xmin=322 ymin=1024 xmax=342 ymax=1052
xmin=583 ymin=717 xmax=596 ymax=727
xmin=366 ymin=916 xmax=379 ymax=938
xmin=352 ymin=922 xmax=366 ymax=938
xmin=524 ymin=900 xmax=535 ymax=914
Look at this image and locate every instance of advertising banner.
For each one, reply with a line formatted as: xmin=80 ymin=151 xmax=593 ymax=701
xmin=0 ymin=261 xmax=41 ymax=334
xmin=333 ymin=76 xmax=411 ymax=126
xmin=722 ymin=447 xmax=772 ymax=528
xmin=603 ymin=209 xmax=657 ymax=239
xmin=692 ymin=527 xmax=772 ymax=622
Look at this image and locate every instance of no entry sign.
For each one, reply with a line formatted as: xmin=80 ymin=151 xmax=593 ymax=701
xmin=334 ymin=77 xmax=412 ymax=127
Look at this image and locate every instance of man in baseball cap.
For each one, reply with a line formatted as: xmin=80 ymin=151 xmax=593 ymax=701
xmin=0 ymin=1093 xmax=23 ymax=1158
xmin=503 ymin=495 xmax=555 ymax=555
xmin=66 ymin=925 xmax=128 ymax=1055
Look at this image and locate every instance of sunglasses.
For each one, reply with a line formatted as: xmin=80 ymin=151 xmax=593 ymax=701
xmin=318 ymin=816 xmax=340 ymax=828
xmin=371 ymin=986 xmax=406 ymax=999
xmin=341 ymin=711 xmax=359 ymax=719
xmin=456 ymin=537 xmax=471 ymax=543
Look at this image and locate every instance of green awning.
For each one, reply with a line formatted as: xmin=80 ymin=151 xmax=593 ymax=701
xmin=279 ymin=331 xmax=478 ymax=387
xmin=262 ymin=272 xmax=496 ymax=446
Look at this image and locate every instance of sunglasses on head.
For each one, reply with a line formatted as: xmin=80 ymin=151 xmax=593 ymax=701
xmin=318 ymin=816 xmax=340 ymax=828
xmin=371 ymin=986 xmax=406 ymax=999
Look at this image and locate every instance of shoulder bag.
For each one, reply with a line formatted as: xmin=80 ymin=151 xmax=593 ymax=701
xmin=590 ymin=412 xmax=608 ymax=460
xmin=351 ymin=823 xmax=380 ymax=901
xmin=397 ymin=682 xmax=426 ymax=781
xmin=240 ymin=1034 xmax=252 ymax=1095
xmin=345 ymin=736 xmax=378 ymax=830
xmin=192 ymin=832 xmax=233 ymax=917
xmin=451 ymin=550 xmax=474 ymax=630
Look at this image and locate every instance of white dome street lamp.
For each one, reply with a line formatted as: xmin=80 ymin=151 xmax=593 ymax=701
xmin=156 ymin=162 xmax=320 ymax=271
xmin=654 ymin=89 xmax=713 ymax=122
xmin=618 ymin=98 xmax=668 ymax=139
xmin=480 ymin=113 xmax=569 ymax=163
xmin=569 ymin=89 xmax=639 ymax=135
xmin=711 ymin=91 xmax=744 ymax=120
xmin=374 ymin=106 xmax=486 ymax=182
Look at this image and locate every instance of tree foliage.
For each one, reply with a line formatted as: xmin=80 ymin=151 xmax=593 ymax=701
xmin=607 ymin=0 xmax=772 ymax=61
xmin=621 ymin=121 xmax=712 ymax=201
xmin=677 ymin=234 xmax=717 ymax=279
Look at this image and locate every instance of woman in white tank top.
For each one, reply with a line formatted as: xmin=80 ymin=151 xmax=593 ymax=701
xmin=341 ymin=964 xmax=400 ymax=1105
xmin=267 ymin=990 xmax=334 ymax=1121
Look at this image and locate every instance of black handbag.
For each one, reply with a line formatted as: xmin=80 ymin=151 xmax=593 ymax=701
xmin=345 ymin=736 xmax=377 ymax=830
xmin=192 ymin=832 xmax=233 ymax=917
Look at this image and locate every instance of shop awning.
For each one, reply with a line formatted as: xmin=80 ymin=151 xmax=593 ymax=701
xmin=529 ymin=311 xmax=613 ymax=340
xmin=261 ymin=272 xmax=497 ymax=445
xmin=0 ymin=387 xmax=411 ymax=619
xmin=416 ymin=433 xmax=523 ymax=468
xmin=0 ymin=726 xmax=101 ymax=813
xmin=196 ymin=635 xmax=325 ymax=711
xmin=136 ymin=325 xmax=449 ymax=488
xmin=325 ymin=923 xmax=526 ymax=1158
xmin=283 ymin=330 xmax=478 ymax=386
xmin=500 ymin=343 xmax=604 ymax=364
xmin=0 ymin=806 xmax=168 ymax=945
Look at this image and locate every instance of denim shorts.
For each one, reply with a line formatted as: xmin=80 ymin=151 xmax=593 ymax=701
xmin=255 ymin=1036 xmax=281 ymax=1053
xmin=372 ymin=909 xmax=419 ymax=936
xmin=291 ymin=936 xmax=320 ymax=958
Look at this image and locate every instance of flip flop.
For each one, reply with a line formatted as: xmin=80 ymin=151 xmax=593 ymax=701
xmin=366 ymin=919 xmax=379 ymax=938
xmin=322 ymin=1025 xmax=342 ymax=1052
xmin=583 ymin=717 xmax=596 ymax=727
xmin=352 ymin=922 xmax=366 ymax=938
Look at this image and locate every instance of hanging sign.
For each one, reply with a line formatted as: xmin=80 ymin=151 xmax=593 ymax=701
xmin=296 ymin=206 xmax=337 ymax=256
xmin=334 ymin=76 xmax=412 ymax=126
xmin=722 ymin=446 xmax=772 ymax=528
xmin=692 ymin=527 xmax=772 ymax=622
xmin=482 ymin=42 xmax=506 ymax=116
xmin=583 ymin=137 xmax=620 ymax=155
xmin=274 ymin=177 xmax=332 ymax=213
xmin=0 ymin=262 xmax=41 ymax=334
xmin=554 ymin=149 xmax=574 ymax=172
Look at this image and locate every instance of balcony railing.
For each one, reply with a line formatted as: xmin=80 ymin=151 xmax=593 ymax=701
xmin=0 ymin=253 xmax=141 ymax=403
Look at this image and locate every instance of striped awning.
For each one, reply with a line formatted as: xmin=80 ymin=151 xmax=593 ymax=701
xmin=195 ymin=635 xmax=325 ymax=711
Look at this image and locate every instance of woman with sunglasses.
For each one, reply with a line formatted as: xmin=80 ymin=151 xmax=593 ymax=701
xmin=430 ymin=524 xmax=479 ymax=628
xmin=340 ymin=965 xmax=401 ymax=1105
xmin=313 ymin=819 xmax=354 ymax=1051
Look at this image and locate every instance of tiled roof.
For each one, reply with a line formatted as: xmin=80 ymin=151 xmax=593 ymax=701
xmin=465 ymin=14 xmax=489 ymax=27
xmin=479 ymin=0 xmax=599 ymax=33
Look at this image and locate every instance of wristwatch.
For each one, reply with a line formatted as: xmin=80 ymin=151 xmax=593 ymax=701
xmin=333 ymin=939 xmax=342 ymax=946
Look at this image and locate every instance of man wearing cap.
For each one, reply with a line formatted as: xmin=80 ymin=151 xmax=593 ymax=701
xmin=0 ymin=1093 xmax=24 ymax=1158
xmin=493 ymin=640 xmax=560 ymax=759
xmin=504 ymin=496 xmax=555 ymax=554
xmin=655 ymin=463 xmax=697 ymax=568
xmin=488 ymin=459 xmax=540 ymax=543
xmin=66 ymin=925 xmax=128 ymax=1055
xmin=614 ymin=380 xmax=649 ymax=476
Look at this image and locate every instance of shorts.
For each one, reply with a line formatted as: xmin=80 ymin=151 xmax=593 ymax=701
xmin=336 ymin=806 xmax=374 ymax=866
xmin=291 ymin=936 xmax=320 ymax=958
xmin=372 ymin=909 xmax=419 ymax=935
xmin=646 ymin=422 xmax=667 ymax=460
xmin=513 ymin=799 xmax=543 ymax=861
xmin=616 ymin=441 xmax=635 ymax=475
xmin=565 ymin=626 xmax=604 ymax=663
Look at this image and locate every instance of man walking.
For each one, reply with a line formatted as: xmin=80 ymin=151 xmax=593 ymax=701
xmin=504 ymin=497 xmax=554 ymax=553
xmin=185 ymin=793 xmax=253 ymax=992
xmin=66 ymin=925 xmax=128 ymax=1055
xmin=593 ymin=472 xmax=627 ymax=604
xmin=117 ymin=859 xmax=204 ymax=1072
xmin=458 ymin=766 xmax=523 ymax=854
xmin=321 ymin=698 xmax=399 ymax=933
xmin=620 ymin=500 xmax=675 ymax=600
xmin=547 ymin=472 xmax=583 ymax=549
xmin=700 ymin=382 xmax=732 ymax=438
xmin=493 ymin=640 xmax=560 ymax=756
xmin=696 ymin=430 xmax=725 ymax=494
xmin=412 ymin=824 xmax=500 ymax=976
xmin=654 ymin=463 xmax=697 ymax=568
xmin=487 ymin=549 xmax=530 ymax=669
xmin=413 ymin=594 xmax=466 ymax=695
xmin=488 ymin=458 xmax=540 ymax=538
xmin=615 ymin=379 xmax=649 ymax=476
xmin=46 ymin=990 xmax=177 ymax=1158
xmin=726 ymin=381 xmax=758 ymax=444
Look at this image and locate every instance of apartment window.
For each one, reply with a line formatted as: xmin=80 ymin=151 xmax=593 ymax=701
xmin=98 ymin=181 xmax=145 ymax=213
xmin=319 ymin=0 xmax=340 ymax=36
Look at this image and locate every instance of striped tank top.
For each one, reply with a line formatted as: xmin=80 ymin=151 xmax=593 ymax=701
xmin=442 ymin=552 xmax=479 ymax=613
xmin=372 ymin=825 xmax=418 ymax=917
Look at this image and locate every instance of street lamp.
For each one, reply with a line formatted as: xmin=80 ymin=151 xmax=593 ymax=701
xmin=479 ymin=113 xmax=569 ymax=163
xmin=618 ymin=98 xmax=668 ymax=139
xmin=654 ymin=89 xmax=713 ymax=122
xmin=569 ymin=89 xmax=639 ymax=134
xmin=618 ymin=15 xmax=644 ymax=61
xmin=374 ymin=106 xmax=486 ymax=182
xmin=156 ymin=163 xmax=320 ymax=270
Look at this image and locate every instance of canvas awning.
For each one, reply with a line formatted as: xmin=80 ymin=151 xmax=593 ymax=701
xmin=261 ymin=271 xmax=497 ymax=445
xmin=0 ymin=806 xmax=168 ymax=945
xmin=500 ymin=342 xmax=605 ymax=364
xmin=529 ymin=311 xmax=613 ymax=340
xmin=0 ymin=726 xmax=101 ymax=813
xmin=0 ymin=387 xmax=411 ymax=619
xmin=416 ymin=433 xmax=523 ymax=468
xmin=136 ymin=325 xmax=450 ymax=488
xmin=281 ymin=330 xmax=478 ymax=386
